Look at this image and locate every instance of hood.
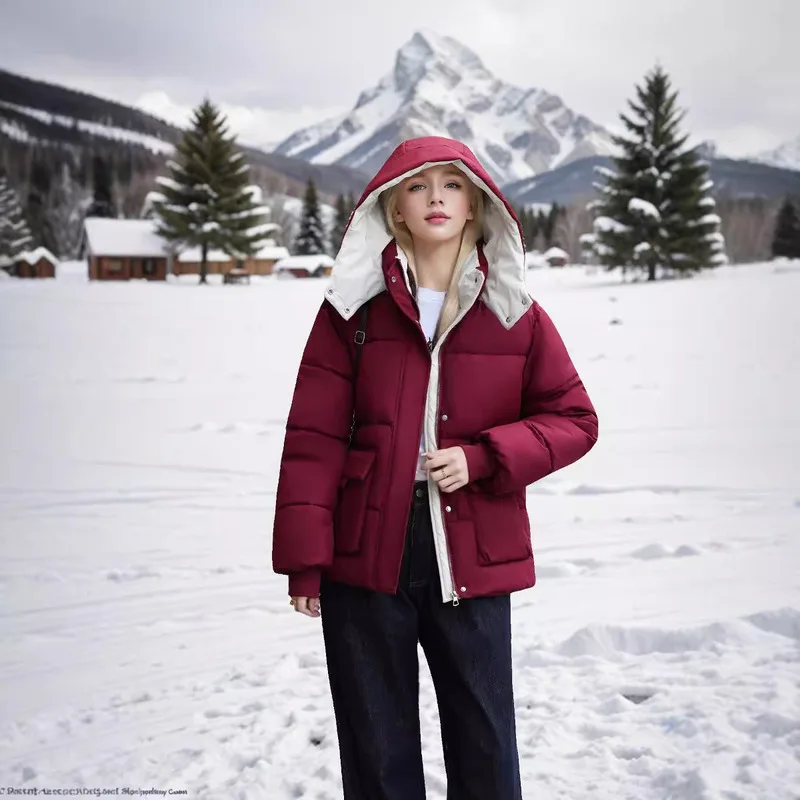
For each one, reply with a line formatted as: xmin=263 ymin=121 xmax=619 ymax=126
xmin=325 ymin=136 xmax=530 ymax=330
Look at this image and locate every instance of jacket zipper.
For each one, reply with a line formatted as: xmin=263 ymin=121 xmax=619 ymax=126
xmin=399 ymin=254 xmax=482 ymax=605
xmin=428 ymin=333 xmax=461 ymax=606
xmin=403 ymin=319 xmax=459 ymax=605
xmin=425 ymin=266 xmax=483 ymax=606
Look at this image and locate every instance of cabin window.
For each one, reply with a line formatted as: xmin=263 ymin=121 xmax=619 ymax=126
xmin=107 ymin=259 xmax=123 ymax=273
xmin=142 ymin=258 xmax=156 ymax=276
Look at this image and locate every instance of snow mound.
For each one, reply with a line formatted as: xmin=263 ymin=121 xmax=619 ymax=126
xmin=535 ymin=562 xmax=584 ymax=579
xmin=630 ymin=543 xmax=673 ymax=560
xmin=631 ymin=543 xmax=702 ymax=560
xmin=557 ymin=619 xmax=777 ymax=658
xmin=744 ymin=608 xmax=800 ymax=642
xmin=106 ymin=566 xmax=162 ymax=583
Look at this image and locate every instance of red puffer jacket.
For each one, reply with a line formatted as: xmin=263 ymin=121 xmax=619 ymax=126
xmin=272 ymin=137 xmax=598 ymax=603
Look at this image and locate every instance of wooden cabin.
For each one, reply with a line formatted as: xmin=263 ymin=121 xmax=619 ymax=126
xmin=244 ymin=243 xmax=290 ymax=275
xmin=273 ymin=254 xmax=335 ymax=279
xmin=82 ymin=218 xmax=168 ymax=281
xmin=174 ymin=247 xmax=233 ymax=276
xmin=13 ymin=248 xmax=58 ymax=278
xmin=81 ymin=217 xmax=291 ymax=280
xmin=543 ymin=246 xmax=569 ymax=268
xmin=174 ymin=242 xmax=289 ymax=276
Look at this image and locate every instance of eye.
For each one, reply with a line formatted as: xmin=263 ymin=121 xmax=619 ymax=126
xmin=407 ymin=183 xmax=425 ymax=192
xmin=446 ymin=181 xmax=462 ymax=189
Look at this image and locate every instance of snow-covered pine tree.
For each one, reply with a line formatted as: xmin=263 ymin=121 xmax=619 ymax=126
xmin=587 ymin=65 xmax=726 ymax=280
xmin=294 ymin=178 xmax=327 ymax=255
xmin=0 ymin=174 xmax=34 ymax=274
xmin=154 ymin=99 xmax=268 ymax=283
xmin=771 ymin=196 xmax=800 ymax=259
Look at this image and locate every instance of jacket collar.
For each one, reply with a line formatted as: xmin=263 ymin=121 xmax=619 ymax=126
xmin=376 ymin=240 xmax=491 ymax=326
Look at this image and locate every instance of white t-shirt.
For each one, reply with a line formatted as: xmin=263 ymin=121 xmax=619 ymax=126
xmin=416 ymin=286 xmax=447 ymax=478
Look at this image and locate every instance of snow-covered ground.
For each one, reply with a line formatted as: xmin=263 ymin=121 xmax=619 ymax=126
xmin=1 ymin=262 xmax=799 ymax=799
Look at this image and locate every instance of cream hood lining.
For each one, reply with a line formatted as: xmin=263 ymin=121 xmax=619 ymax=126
xmin=325 ymin=159 xmax=530 ymax=330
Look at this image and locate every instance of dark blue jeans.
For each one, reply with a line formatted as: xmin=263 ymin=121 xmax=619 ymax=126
xmin=321 ymin=481 xmax=522 ymax=800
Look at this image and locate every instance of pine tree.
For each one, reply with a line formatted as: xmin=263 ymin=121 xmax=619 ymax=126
xmin=153 ymin=99 xmax=268 ymax=283
xmin=48 ymin=163 xmax=88 ymax=259
xmin=331 ymin=193 xmax=350 ymax=254
xmin=0 ymin=174 xmax=34 ymax=273
xmin=523 ymin=207 xmax=536 ymax=251
xmin=294 ymin=178 xmax=327 ymax=255
xmin=85 ymin=155 xmax=116 ymax=218
xmin=537 ymin=208 xmax=552 ymax=247
xmin=26 ymin=160 xmax=55 ymax=255
xmin=771 ymin=197 xmax=800 ymax=259
xmin=587 ymin=66 xmax=725 ymax=280
xmin=544 ymin=203 xmax=561 ymax=247
xmin=512 ymin=205 xmax=538 ymax=252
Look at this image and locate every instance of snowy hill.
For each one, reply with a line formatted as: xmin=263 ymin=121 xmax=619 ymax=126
xmin=750 ymin=134 xmax=800 ymax=172
xmin=503 ymin=154 xmax=800 ymax=206
xmin=1 ymin=262 xmax=799 ymax=797
xmin=0 ymin=69 xmax=181 ymax=153
xmin=273 ymin=29 xmax=616 ymax=185
xmin=0 ymin=69 xmax=369 ymax=202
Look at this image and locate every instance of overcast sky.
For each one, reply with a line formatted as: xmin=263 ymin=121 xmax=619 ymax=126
xmin=1 ymin=0 xmax=797 ymax=157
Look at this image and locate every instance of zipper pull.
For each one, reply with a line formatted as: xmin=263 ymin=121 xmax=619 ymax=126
xmin=427 ymin=337 xmax=434 ymax=353
xmin=451 ymin=591 xmax=460 ymax=607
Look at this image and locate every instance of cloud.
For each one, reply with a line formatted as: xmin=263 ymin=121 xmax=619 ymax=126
xmin=134 ymin=91 xmax=347 ymax=150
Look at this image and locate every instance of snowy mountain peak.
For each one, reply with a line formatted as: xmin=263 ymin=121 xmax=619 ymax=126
xmin=273 ymin=30 xmax=615 ymax=185
xmin=750 ymin=135 xmax=800 ymax=172
xmin=393 ymin=30 xmax=489 ymax=92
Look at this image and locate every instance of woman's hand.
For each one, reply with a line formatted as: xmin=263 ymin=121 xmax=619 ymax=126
xmin=290 ymin=596 xmax=321 ymax=618
xmin=423 ymin=446 xmax=470 ymax=493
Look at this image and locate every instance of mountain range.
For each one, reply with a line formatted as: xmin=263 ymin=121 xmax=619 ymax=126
xmin=274 ymin=30 xmax=616 ymax=186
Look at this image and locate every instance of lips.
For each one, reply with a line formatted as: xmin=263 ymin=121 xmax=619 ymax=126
xmin=425 ymin=212 xmax=450 ymax=221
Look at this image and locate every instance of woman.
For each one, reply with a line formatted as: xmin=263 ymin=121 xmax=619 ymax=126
xmin=272 ymin=136 xmax=598 ymax=799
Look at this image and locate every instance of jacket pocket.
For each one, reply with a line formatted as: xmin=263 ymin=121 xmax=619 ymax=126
xmin=468 ymin=491 xmax=532 ymax=565
xmin=334 ymin=449 xmax=376 ymax=554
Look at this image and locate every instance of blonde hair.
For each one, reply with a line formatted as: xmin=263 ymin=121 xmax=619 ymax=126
xmin=381 ymin=171 xmax=485 ymax=341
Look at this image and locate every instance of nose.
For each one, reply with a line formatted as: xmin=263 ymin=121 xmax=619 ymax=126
xmin=428 ymin=186 xmax=444 ymax=205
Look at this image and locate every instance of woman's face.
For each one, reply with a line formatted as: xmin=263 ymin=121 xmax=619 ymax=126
xmin=393 ymin=165 xmax=474 ymax=245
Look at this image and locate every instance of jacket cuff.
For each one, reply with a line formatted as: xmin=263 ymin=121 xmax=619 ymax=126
xmin=288 ymin=569 xmax=321 ymax=598
xmin=461 ymin=442 xmax=497 ymax=482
